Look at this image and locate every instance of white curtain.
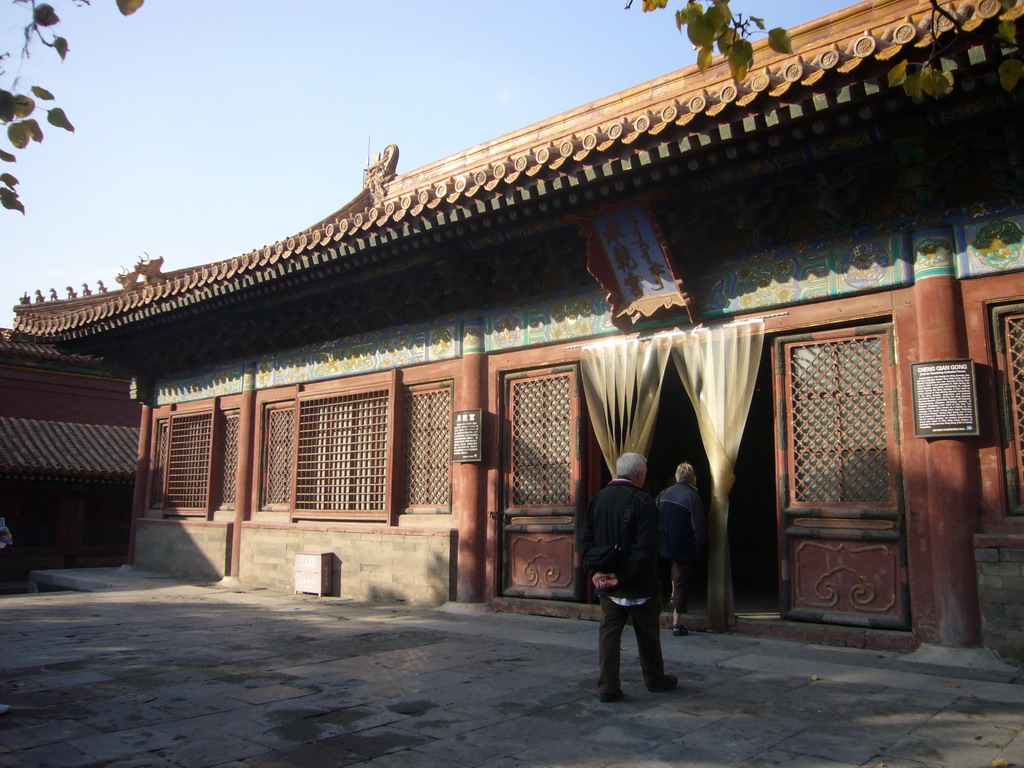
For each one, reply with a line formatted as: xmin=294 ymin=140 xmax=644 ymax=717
xmin=580 ymin=336 xmax=673 ymax=475
xmin=671 ymin=321 xmax=764 ymax=630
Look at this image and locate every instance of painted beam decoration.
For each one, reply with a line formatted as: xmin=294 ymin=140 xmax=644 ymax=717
xmin=578 ymin=203 xmax=695 ymax=331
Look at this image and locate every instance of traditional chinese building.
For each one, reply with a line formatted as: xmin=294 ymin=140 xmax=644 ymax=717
xmin=11 ymin=0 xmax=1024 ymax=659
xmin=0 ymin=330 xmax=140 ymax=590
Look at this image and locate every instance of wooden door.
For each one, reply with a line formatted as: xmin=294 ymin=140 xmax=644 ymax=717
xmin=775 ymin=325 xmax=910 ymax=629
xmin=501 ymin=366 xmax=582 ymax=600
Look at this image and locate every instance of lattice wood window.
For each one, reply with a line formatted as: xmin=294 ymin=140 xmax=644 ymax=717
xmin=509 ymin=373 xmax=574 ymax=507
xmin=786 ymin=336 xmax=893 ymax=505
xmin=402 ymin=384 xmax=452 ymax=511
xmin=164 ymin=412 xmax=213 ymax=510
xmin=220 ymin=411 xmax=240 ymax=509
xmin=997 ymin=309 xmax=1024 ymax=514
xmin=294 ymin=390 xmax=389 ymax=520
xmin=150 ymin=419 xmax=169 ymax=509
xmin=261 ymin=404 xmax=295 ymax=509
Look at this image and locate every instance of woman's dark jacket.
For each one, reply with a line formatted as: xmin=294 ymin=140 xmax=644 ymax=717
xmin=656 ymin=481 xmax=706 ymax=563
xmin=579 ymin=479 xmax=661 ymax=600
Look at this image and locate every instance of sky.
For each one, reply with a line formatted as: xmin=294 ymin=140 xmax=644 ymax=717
xmin=2 ymin=0 xmax=841 ymax=325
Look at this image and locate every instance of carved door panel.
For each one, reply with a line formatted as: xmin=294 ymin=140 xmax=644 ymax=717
xmin=501 ymin=367 xmax=582 ymax=600
xmin=775 ymin=326 xmax=910 ymax=629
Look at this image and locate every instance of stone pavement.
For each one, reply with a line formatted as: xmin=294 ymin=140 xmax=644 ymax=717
xmin=1 ymin=569 xmax=1022 ymax=768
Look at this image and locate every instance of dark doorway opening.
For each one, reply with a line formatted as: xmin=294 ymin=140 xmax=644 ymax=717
xmin=647 ymin=368 xmax=710 ymax=614
xmin=646 ymin=346 xmax=778 ymax=617
xmin=728 ymin=344 xmax=779 ymax=615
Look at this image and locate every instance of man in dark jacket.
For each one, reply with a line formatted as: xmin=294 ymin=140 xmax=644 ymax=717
xmin=657 ymin=461 xmax=706 ymax=636
xmin=579 ymin=452 xmax=677 ymax=702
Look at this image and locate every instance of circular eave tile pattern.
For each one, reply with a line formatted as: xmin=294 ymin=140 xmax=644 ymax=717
xmin=11 ymin=0 xmax=1016 ymax=340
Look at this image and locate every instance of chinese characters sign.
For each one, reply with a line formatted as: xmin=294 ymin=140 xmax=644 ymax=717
xmin=451 ymin=409 xmax=483 ymax=462
xmin=579 ymin=204 xmax=694 ymax=331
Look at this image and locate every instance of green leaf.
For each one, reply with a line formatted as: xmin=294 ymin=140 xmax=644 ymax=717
xmin=0 ymin=90 xmax=14 ymax=123
xmin=679 ymin=1 xmax=702 ymax=25
xmin=751 ymin=16 xmax=766 ymax=31
xmin=8 ymin=122 xmax=31 ymax=149
xmin=697 ymin=45 xmax=714 ymax=72
xmin=728 ymin=38 xmax=753 ymax=82
xmin=920 ymin=68 xmax=937 ymax=97
xmin=710 ymin=0 xmax=733 ymax=25
xmin=939 ymin=70 xmax=954 ymax=96
xmin=687 ymin=15 xmax=717 ymax=48
xmin=23 ymin=119 xmax=44 ymax=143
xmin=716 ymin=26 xmax=737 ymax=55
xmin=641 ymin=0 xmax=668 ymax=10
xmin=704 ymin=5 xmax=730 ymax=35
xmin=888 ymin=60 xmax=908 ymax=87
xmin=33 ymin=4 xmax=60 ymax=27
xmin=0 ymin=148 xmax=15 ymax=162
xmin=0 ymin=187 xmax=25 ymax=214
xmin=12 ymin=95 xmax=35 ymax=119
xmin=1 ymin=173 xmax=18 ymax=188
xmin=116 ymin=0 xmax=145 ymax=16
xmin=999 ymin=58 xmax=1024 ymax=91
xmin=46 ymin=107 xmax=74 ymax=132
xmin=767 ymin=27 xmax=793 ymax=54
xmin=917 ymin=67 xmax=952 ymax=98
xmin=53 ymin=36 xmax=68 ymax=60
xmin=904 ymin=71 xmax=924 ymax=99
xmin=31 ymin=86 xmax=55 ymax=101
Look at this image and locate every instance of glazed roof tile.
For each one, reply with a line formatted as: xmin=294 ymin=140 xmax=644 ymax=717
xmin=0 ymin=417 xmax=139 ymax=481
xmin=0 ymin=328 xmax=105 ymax=367
xmin=11 ymin=0 xmax=1020 ymax=340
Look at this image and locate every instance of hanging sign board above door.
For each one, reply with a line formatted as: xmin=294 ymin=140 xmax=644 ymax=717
xmin=451 ymin=409 xmax=482 ymax=462
xmin=570 ymin=199 xmax=696 ymax=332
xmin=910 ymin=359 xmax=980 ymax=437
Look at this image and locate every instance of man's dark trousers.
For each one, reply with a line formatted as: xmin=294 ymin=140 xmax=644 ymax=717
xmin=597 ymin=593 xmax=666 ymax=695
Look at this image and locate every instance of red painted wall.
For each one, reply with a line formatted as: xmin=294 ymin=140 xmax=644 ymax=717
xmin=0 ymin=364 xmax=140 ymax=427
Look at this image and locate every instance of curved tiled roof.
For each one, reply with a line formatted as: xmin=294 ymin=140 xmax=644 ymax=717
xmin=0 ymin=328 xmax=105 ymax=367
xmin=11 ymin=0 xmax=1021 ymax=340
xmin=0 ymin=417 xmax=139 ymax=481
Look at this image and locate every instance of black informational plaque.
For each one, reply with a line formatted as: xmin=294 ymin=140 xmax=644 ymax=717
xmin=911 ymin=359 xmax=980 ymax=438
xmin=451 ymin=409 xmax=482 ymax=462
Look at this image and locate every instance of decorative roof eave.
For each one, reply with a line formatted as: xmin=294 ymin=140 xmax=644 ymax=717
xmin=11 ymin=0 xmax=1018 ymax=342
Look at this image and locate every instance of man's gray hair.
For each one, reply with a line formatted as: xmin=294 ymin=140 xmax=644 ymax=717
xmin=616 ymin=452 xmax=647 ymax=482
xmin=675 ymin=461 xmax=695 ymax=483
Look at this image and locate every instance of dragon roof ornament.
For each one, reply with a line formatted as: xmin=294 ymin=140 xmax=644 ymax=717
xmin=364 ymin=144 xmax=399 ymax=206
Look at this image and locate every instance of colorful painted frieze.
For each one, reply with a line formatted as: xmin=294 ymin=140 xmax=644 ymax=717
xmin=691 ymin=232 xmax=909 ymax=317
xmin=955 ymin=213 xmax=1024 ymax=278
xmin=153 ymin=291 xmax=614 ymax=404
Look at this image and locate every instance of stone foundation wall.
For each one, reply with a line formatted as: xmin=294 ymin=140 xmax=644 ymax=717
xmin=239 ymin=524 xmax=455 ymax=605
xmin=974 ymin=535 xmax=1024 ymax=663
xmin=134 ymin=520 xmax=230 ymax=582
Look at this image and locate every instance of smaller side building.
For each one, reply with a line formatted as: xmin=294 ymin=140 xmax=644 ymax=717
xmin=0 ymin=330 xmax=140 ymax=591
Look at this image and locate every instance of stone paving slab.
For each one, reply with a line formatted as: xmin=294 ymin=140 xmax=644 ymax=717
xmin=0 ymin=577 xmax=1022 ymax=768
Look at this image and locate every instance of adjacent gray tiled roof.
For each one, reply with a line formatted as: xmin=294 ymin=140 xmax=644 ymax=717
xmin=0 ymin=328 xmax=103 ymax=367
xmin=0 ymin=417 xmax=138 ymax=481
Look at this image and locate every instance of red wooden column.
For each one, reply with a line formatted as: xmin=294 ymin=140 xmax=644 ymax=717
xmin=126 ymin=385 xmax=152 ymax=566
xmin=454 ymin=320 xmax=487 ymax=603
xmin=911 ymin=229 xmax=981 ymax=646
xmin=228 ymin=365 xmax=257 ymax=579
